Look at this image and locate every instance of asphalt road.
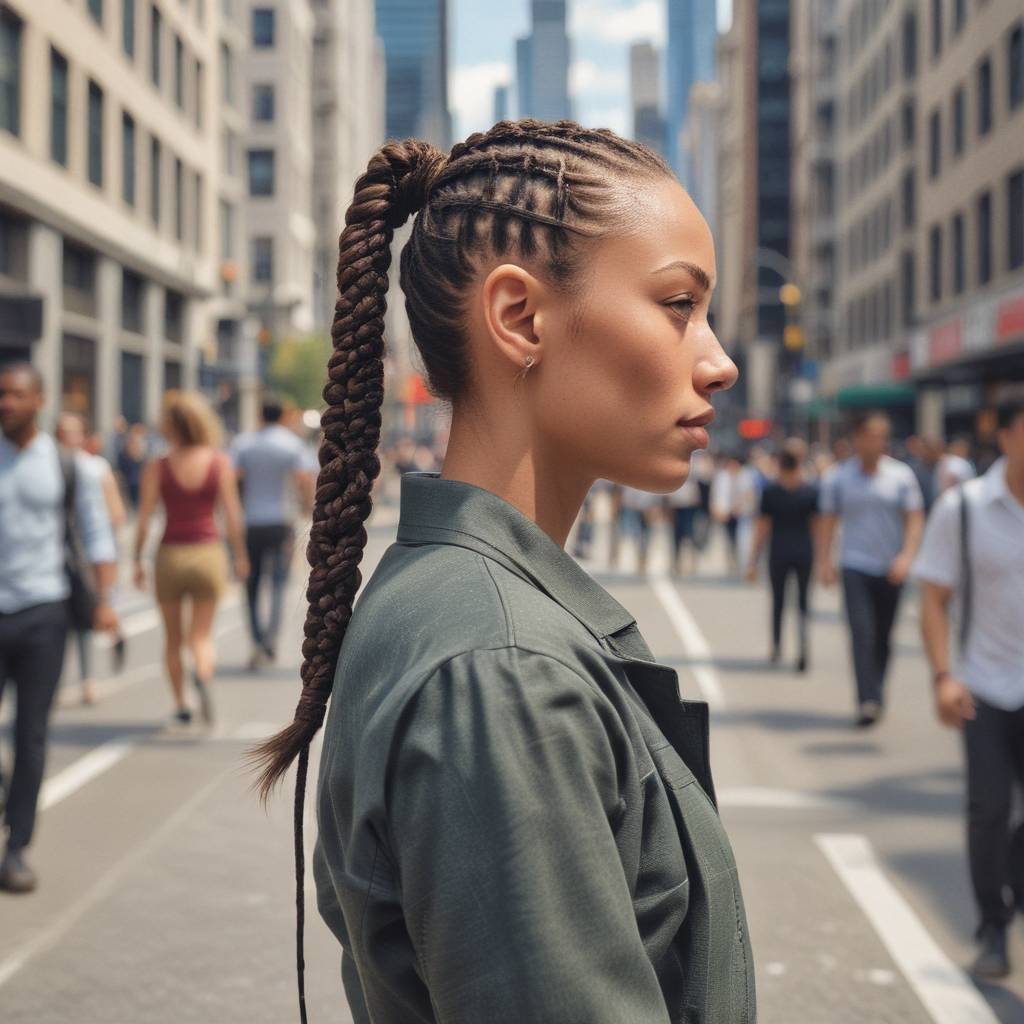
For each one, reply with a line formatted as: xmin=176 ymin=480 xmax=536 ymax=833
xmin=1 ymin=486 xmax=1022 ymax=1024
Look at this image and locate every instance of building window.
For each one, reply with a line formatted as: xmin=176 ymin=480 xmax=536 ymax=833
xmin=174 ymin=157 xmax=184 ymax=241
xmin=87 ymin=80 xmax=104 ymax=187
xmin=902 ymin=10 xmax=917 ymax=80
xmin=247 ymin=148 xmax=274 ymax=196
xmin=88 ymin=0 xmax=103 ymax=26
xmin=150 ymin=136 xmax=161 ymax=225
xmin=252 ymin=8 xmax=275 ymax=48
xmin=900 ymin=251 xmax=915 ymax=327
xmin=194 ymin=59 xmax=203 ymax=128
xmin=952 ymin=86 xmax=965 ymax=157
xmin=977 ymin=190 xmax=992 ymax=285
xmin=219 ymin=41 xmax=232 ymax=106
xmin=63 ymin=241 xmax=97 ymax=318
xmin=122 ymin=112 xmax=136 ymax=206
xmin=50 ymin=48 xmax=68 ymax=166
xmin=120 ymin=351 xmax=144 ymax=423
xmin=952 ymin=212 xmax=965 ymax=294
xmin=901 ymin=98 xmax=915 ymax=148
xmin=978 ymin=56 xmax=993 ymax=135
xmin=122 ymin=0 xmax=135 ymax=57
xmin=150 ymin=3 xmax=161 ymax=88
xmin=929 ymin=223 xmax=943 ymax=301
xmin=164 ymin=288 xmax=183 ymax=342
xmin=928 ymin=108 xmax=941 ymax=179
xmin=121 ymin=269 xmax=143 ymax=332
xmin=251 ymin=236 xmax=273 ymax=282
xmin=953 ymin=0 xmax=965 ymax=35
xmin=193 ymin=171 xmax=202 ymax=251
xmin=219 ymin=198 xmax=233 ymax=261
xmin=931 ymin=0 xmax=942 ymax=59
xmin=901 ymin=169 xmax=916 ymax=229
xmin=221 ymin=128 xmax=236 ymax=176
xmin=1010 ymin=23 xmax=1023 ymax=112
xmin=1010 ymin=169 xmax=1024 ymax=270
xmin=252 ymin=83 xmax=274 ymax=122
xmin=174 ymin=34 xmax=184 ymax=108
xmin=0 ymin=6 xmax=21 ymax=137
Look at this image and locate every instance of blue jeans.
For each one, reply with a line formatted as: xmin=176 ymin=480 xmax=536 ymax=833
xmin=245 ymin=524 xmax=294 ymax=653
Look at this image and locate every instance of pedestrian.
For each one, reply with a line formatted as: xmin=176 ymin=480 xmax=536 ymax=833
xmin=116 ymin=422 xmax=148 ymax=510
xmin=935 ymin=436 xmax=976 ymax=495
xmin=747 ymin=448 xmax=818 ymax=671
xmin=618 ymin=485 xmax=660 ymax=575
xmin=0 ymin=363 xmax=118 ymax=893
xmin=251 ymin=126 xmax=754 ymax=1024
xmin=132 ymin=392 xmax=248 ymax=726
xmin=229 ymin=394 xmax=313 ymax=669
xmin=55 ymin=413 xmax=128 ymax=704
xmin=817 ymin=411 xmax=925 ymax=726
xmin=711 ymin=451 xmax=758 ymax=576
xmin=666 ymin=465 xmax=702 ymax=575
xmin=914 ymin=399 xmax=1024 ymax=979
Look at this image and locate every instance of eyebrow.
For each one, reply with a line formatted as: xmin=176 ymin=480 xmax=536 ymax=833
xmin=651 ymin=260 xmax=713 ymax=291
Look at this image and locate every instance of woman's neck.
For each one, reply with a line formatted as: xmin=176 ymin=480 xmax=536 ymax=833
xmin=440 ymin=413 xmax=591 ymax=548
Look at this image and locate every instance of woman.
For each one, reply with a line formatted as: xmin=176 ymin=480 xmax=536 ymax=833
xmin=254 ymin=120 xmax=755 ymax=1023
xmin=747 ymin=448 xmax=819 ymax=671
xmin=711 ymin=452 xmax=758 ymax=576
xmin=133 ymin=392 xmax=247 ymax=725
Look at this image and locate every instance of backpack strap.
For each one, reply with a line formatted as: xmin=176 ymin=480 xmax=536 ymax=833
xmin=59 ymin=445 xmax=77 ymax=535
xmin=959 ymin=484 xmax=972 ymax=654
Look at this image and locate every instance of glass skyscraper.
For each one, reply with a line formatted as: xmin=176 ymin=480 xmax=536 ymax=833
xmin=664 ymin=0 xmax=717 ymax=179
xmin=375 ymin=0 xmax=451 ymax=147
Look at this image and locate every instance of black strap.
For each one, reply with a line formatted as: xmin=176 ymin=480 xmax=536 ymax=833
xmin=59 ymin=445 xmax=77 ymax=539
xmin=959 ymin=484 xmax=972 ymax=654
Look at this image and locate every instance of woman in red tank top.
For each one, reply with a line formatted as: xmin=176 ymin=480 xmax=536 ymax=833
xmin=132 ymin=392 xmax=248 ymax=726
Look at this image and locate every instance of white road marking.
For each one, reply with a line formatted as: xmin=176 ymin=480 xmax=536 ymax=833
xmin=0 ymin=767 xmax=232 ymax=990
xmin=816 ymin=833 xmax=999 ymax=1024
xmin=718 ymin=786 xmax=850 ymax=811
xmin=648 ymin=575 xmax=726 ymax=710
xmin=39 ymin=736 xmax=137 ymax=811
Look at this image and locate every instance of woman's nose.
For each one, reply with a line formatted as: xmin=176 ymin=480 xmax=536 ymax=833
xmin=695 ymin=336 xmax=738 ymax=395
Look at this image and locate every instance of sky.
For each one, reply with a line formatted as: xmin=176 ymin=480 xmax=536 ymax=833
xmin=450 ymin=0 xmax=732 ymax=142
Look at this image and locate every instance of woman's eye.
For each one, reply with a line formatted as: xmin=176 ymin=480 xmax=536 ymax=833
xmin=668 ymin=298 xmax=696 ymax=319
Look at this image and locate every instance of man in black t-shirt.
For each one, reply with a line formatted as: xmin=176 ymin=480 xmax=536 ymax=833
xmin=747 ymin=450 xmax=819 ymax=671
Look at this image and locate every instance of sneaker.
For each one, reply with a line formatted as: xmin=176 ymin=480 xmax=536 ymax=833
xmin=971 ymin=923 xmax=1010 ymax=979
xmin=796 ymin=653 xmax=808 ymax=674
xmin=173 ymin=707 xmax=193 ymax=726
xmin=0 ymin=847 xmax=38 ymax=894
xmin=855 ymin=700 xmax=882 ymax=728
xmin=247 ymin=648 xmax=266 ymax=671
xmin=193 ymin=673 xmax=214 ymax=725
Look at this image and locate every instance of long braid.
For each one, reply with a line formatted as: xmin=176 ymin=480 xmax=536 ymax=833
xmin=250 ymin=119 xmax=673 ymax=1023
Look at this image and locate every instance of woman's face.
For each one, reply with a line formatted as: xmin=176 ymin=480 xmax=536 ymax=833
xmin=535 ymin=176 xmax=737 ymax=493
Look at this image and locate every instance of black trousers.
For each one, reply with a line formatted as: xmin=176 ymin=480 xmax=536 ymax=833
xmin=841 ymin=569 xmax=903 ymax=706
xmin=769 ymin=557 xmax=812 ymax=654
xmin=963 ymin=697 xmax=1024 ymax=929
xmin=245 ymin=524 xmax=294 ymax=652
xmin=0 ymin=600 xmax=69 ymax=851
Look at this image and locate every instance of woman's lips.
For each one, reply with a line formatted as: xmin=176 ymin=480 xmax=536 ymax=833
xmin=676 ymin=409 xmax=714 ymax=449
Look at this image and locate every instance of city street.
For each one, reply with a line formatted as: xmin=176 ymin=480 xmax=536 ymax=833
xmin=2 ymin=489 xmax=1023 ymax=1024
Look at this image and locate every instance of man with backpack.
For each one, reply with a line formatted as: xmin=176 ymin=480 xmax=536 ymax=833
xmin=0 ymin=363 xmax=118 ymax=893
xmin=914 ymin=399 xmax=1024 ymax=979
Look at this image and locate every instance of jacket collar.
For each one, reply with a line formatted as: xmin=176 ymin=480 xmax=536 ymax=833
xmin=395 ymin=472 xmax=638 ymax=642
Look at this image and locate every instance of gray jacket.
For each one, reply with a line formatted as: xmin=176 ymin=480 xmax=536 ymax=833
xmin=314 ymin=472 xmax=756 ymax=1023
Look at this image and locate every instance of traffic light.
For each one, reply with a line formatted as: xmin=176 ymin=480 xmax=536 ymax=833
xmin=784 ymin=324 xmax=804 ymax=351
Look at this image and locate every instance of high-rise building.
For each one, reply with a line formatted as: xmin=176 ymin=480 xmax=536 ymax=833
xmin=664 ymin=0 xmax=717 ymax=180
xmin=681 ymin=81 xmax=722 ymax=236
xmin=630 ymin=42 xmax=664 ymax=154
xmin=312 ymin=0 xmax=385 ymax=331
xmin=375 ymin=0 xmax=450 ymax=147
xmin=516 ymin=1 xmax=570 ymax=122
xmin=493 ymin=84 xmax=509 ymax=124
xmin=0 ymin=0 xmax=220 ymax=430
xmin=241 ymin=0 xmax=316 ymax=347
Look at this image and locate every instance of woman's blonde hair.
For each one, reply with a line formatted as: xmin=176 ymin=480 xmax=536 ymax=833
xmin=160 ymin=390 xmax=223 ymax=448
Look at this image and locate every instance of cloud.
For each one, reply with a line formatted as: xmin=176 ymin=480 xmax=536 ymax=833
xmin=570 ymin=59 xmax=628 ymax=99
xmin=570 ymin=0 xmax=663 ymax=44
xmin=574 ymin=102 xmax=630 ymax=138
xmin=450 ymin=61 xmax=513 ymax=136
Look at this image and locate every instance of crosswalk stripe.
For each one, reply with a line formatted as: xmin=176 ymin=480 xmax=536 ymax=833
xmin=816 ymin=833 xmax=999 ymax=1024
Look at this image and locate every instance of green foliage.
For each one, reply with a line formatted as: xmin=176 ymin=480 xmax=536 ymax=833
xmin=267 ymin=333 xmax=330 ymax=411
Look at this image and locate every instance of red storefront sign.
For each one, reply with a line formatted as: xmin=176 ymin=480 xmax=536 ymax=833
xmin=996 ymin=294 xmax=1024 ymax=345
xmin=927 ymin=318 xmax=963 ymax=366
xmin=891 ymin=351 xmax=911 ymax=379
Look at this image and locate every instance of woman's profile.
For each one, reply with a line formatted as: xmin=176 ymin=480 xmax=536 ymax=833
xmin=253 ymin=118 xmax=755 ymax=1023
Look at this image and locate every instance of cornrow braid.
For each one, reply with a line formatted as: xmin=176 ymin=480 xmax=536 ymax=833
xmin=250 ymin=119 xmax=673 ymax=1024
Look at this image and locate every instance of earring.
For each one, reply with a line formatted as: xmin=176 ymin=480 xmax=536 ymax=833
xmin=523 ymin=355 xmax=535 ymax=371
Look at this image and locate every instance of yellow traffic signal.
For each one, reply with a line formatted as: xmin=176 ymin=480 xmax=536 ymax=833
xmin=779 ymin=282 xmax=802 ymax=306
xmin=784 ymin=324 xmax=804 ymax=351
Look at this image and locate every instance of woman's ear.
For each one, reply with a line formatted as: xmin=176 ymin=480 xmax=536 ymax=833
xmin=481 ymin=263 xmax=544 ymax=371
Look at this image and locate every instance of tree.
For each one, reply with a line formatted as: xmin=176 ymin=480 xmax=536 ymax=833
xmin=267 ymin=332 xmax=331 ymax=411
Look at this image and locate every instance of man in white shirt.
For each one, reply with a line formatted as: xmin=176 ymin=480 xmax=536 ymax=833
xmin=914 ymin=400 xmax=1024 ymax=980
xmin=230 ymin=396 xmax=314 ymax=668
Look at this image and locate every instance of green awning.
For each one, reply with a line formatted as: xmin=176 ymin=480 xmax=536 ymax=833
xmin=835 ymin=383 xmax=916 ymax=408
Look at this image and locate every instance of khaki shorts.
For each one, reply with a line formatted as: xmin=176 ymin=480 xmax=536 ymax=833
xmin=155 ymin=541 xmax=228 ymax=603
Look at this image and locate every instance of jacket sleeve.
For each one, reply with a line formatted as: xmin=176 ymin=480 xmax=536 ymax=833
xmin=385 ymin=646 xmax=671 ymax=1024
